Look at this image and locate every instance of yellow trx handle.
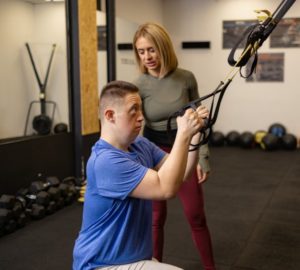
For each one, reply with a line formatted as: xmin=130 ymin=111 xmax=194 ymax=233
xmin=254 ymin=9 xmax=272 ymax=23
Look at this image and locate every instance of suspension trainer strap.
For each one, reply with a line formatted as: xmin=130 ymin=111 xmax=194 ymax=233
xmin=227 ymin=24 xmax=259 ymax=68
xmin=167 ymin=0 xmax=295 ymax=150
xmin=167 ymin=79 xmax=233 ymax=151
xmin=188 ymin=79 xmax=233 ymax=151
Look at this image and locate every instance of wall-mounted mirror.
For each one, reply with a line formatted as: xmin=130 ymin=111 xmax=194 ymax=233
xmin=0 ymin=0 xmax=69 ymax=142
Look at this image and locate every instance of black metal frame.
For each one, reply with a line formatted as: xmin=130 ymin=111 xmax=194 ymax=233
xmin=106 ymin=0 xmax=116 ymax=82
xmin=66 ymin=0 xmax=117 ymax=180
xmin=65 ymin=0 xmax=83 ymax=180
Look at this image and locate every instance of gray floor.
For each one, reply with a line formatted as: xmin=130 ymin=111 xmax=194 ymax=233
xmin=0 ymin=147 xmax=299 ymax=270
xmin=164 ymin=147 xmax=300 ymax=270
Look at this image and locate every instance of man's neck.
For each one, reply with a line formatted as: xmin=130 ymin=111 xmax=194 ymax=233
xmin=101 ymin=131 xmax=130 ymax=152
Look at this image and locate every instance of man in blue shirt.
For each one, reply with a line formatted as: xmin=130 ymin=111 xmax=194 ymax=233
xmin=73 ymin=80 xmax=208 ymax=270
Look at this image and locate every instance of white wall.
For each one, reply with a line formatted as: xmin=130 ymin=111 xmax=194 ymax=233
xmin=0 ymin=1 xmax=68 ymax=139
xmin=0 ymin=1 xmax=34 ymax=139
xmin=96 ymin=11 xmax=107 ymax=93
xmin=115 ymin=0 xmax=163 ymax=25
xmin=115 ymin=0 xmax=300 ymax=137
xmin=162 ymin=0 xmax=300 ymax=136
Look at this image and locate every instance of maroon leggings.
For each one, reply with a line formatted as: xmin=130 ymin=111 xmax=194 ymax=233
xmin=152 ymin=146 xmax=216 ymax=270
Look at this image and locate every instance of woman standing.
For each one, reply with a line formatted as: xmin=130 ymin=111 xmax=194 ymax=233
xmin=133 ymin=22 xmax=216 ymax=270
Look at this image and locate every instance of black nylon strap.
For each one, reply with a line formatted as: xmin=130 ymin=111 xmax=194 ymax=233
xmin=227 ymin=24 xmax=258 ymax=67
xmin=167 ymin=80 xmax=232 ymax=151
xmin=167 ymin=0 xmax=295 ymax=151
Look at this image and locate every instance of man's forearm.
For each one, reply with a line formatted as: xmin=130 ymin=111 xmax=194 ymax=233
xmin=157 ymin=132 xmax=190 ymax=197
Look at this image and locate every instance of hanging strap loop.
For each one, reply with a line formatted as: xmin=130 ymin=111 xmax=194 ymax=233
xmin=166 ymin=0 xmax=295 ymax=150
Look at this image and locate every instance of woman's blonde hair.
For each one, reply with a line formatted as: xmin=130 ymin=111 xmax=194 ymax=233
xmin=133 ymin=22 xmax=178 ymax=78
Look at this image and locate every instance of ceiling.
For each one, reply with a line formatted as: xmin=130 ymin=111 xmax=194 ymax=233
xmin=23 ymin=0 xmax=64 ymax=4
xmin=23 ymin=0 xmax=44 ymax=3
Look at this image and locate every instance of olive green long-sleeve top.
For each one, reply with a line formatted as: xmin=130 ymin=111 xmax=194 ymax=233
xmin=134 ymin=68 xmax=210 ymax=172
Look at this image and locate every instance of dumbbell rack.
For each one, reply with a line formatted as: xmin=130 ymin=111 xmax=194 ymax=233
xmin=0 ymin=175 xmax=84 ymax=237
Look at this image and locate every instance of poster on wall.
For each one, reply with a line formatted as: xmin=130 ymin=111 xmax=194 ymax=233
xmin=246 ymin=53 xmax=284 ymax=82
xmin=97 ymin=25 xmax=106 ymax=51
xmin=223 ymin=20 xmax=256 ymax=49
xmin=270 ymin=18 xmax=300 ymax=48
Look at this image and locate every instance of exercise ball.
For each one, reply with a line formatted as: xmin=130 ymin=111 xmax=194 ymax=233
xmin=268 ymin=123 xmax=286 ymax=138
xmin=226 ymin=131 xmax=240 ymax=146
xmin=239 ymin=131 xmax=255 ymax=149
xmin=254 ymin=130 xmax=267 ymax=145
xmin=261 ymin=134 xmax=280 ymax=151
xmin=281 ymin=133 xmax=297 ymax=150
xmin=54 ymin=123 xmax=68 ymax=134
xmin=209 ymin=131 xmax=225 ymax=147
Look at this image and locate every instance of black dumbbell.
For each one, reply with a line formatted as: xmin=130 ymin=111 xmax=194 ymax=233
xmin=15 ymin=195 xmax=45 ymax=220
xmin=0 ymin=194 xmax=15 ymax=209
xmin=29 ymin=178 xmax=61 ymax=212
xmin=29 ymin=176 xmax=60 ymax=194
xmin=62 ymin=177 xmax=81 ymax=200
xmin=0 ymin=208 xmax=13 ymax=228
xmin=0 ymin=204 xmax=17 ymax=235
xmin=0 ymin=195 xmax=29 ymax=235
xmin=58 ymin=178 xmax=81 ymax=205
xmin=16 ymin=188 xmax=51 ymax=217
xmin=0 ymin=194 xmax=25 ymax=222
xmin=0 ymin=195 xmax=20 ymax=235
xmin=26 ymin=192 xmax=50 ymax=206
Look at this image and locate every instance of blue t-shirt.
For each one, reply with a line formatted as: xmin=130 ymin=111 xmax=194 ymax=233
xmin=73 ymin=136 xmax=165 ymax=270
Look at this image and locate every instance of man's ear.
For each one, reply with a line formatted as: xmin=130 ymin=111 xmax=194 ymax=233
xmin=104 ymin=109 xmax=115 ymax=122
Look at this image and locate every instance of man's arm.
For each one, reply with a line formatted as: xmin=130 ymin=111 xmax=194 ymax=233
xmin=130 ymin=106 xmax=208 ymax=200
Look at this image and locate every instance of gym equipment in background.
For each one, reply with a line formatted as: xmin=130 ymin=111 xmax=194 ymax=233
xmin=261 ymin=133 xmax=280 ymax=151
xmin=0 ymin=194 xmax=28 ymax=236
xmin=268 ymin=123 xmax=286 ymax=138
xmin=281 ymin=133 xmax=297 ymax=150
xmin=209 ymin=131 xmax=225 ymax=147
xmin=167 ymin=0 xmax=295 ymax=150
xmin=53 ymin=122 xmax=68 ymax=134
xmin=225 ymin=131 xmax=240 ymax=146
xmin=16 ymin=191 xmax=46 ymax=220
xmin=239 ymin=132 xmax=255 ymax=149
xmin=24 ymin=43 xmax=57 ymax=136
xmin=254 ymin=130 xmax=268 ymax=146
xmin=0 ymin=174 xmax=84 ymax=237
xmin=78 ymin=185 xmax=86 ymax=203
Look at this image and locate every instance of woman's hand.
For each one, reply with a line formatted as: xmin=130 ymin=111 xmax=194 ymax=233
xmin=196 ymin=164 xmax=210 ymax=184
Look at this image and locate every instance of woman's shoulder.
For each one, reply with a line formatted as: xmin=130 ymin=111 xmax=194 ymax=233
xmin=133 ymin=73 xmax=150 ymax=85
xmin=170 ymin=68 xmax=196 ymax=83
xmin=175 ymin=67 xmax=195 ymax=77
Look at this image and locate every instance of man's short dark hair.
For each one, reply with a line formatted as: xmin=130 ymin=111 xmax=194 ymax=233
xmin=100 ymin=80 xmax=139 ymax=100
xmin=99 ymin=80 xmax=139 ymax=119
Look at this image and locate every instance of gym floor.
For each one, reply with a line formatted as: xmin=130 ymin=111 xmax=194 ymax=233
xmin=0 ymin=147 xmax=299 ymax=270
